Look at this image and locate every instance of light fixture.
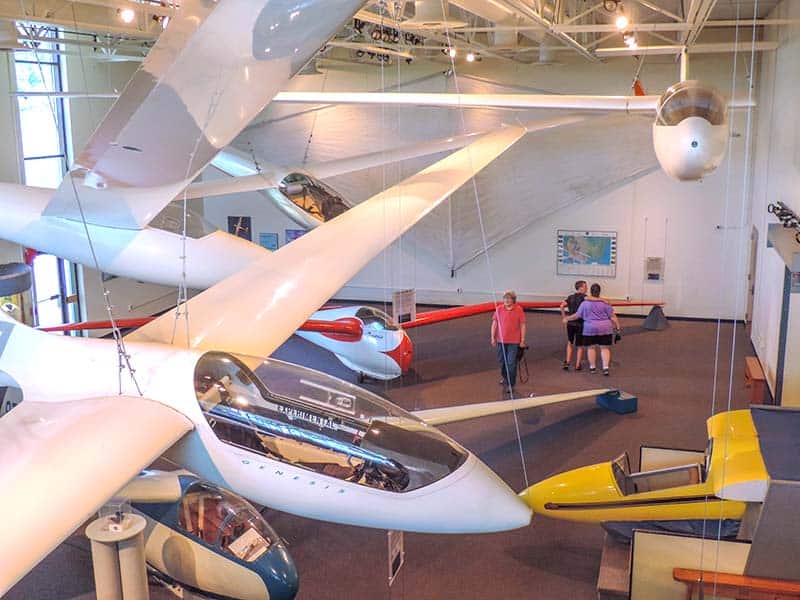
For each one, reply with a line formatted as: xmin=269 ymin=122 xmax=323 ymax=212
xmin=448 ymin=47 xmax=456 ymax=58
xmin=603 ymin=0 xmax=619 ymax=11
xmin=466 ymin=52 xmax=475 ymax=62
xmin=615 ymin=13 xmax=629 ymax=30
xmin=623 ymin=32 xmax=637 ymax=48
xmin=118 ymin=7 xmax=135 ymax=24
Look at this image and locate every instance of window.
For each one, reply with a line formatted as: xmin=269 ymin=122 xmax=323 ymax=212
xmin=30 ymin=254 xmax=80 ymax=327
xmin=14 ymin=27 xmax=68 ymax=188
xmin=14 ymin=28 xmax=81 ymax=329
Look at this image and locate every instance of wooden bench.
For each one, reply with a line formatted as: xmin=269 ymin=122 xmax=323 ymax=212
xmin=673 ymin=567 xmax=800 ymax=600
xmin=745 ymin=356 xmax=767 ymax=405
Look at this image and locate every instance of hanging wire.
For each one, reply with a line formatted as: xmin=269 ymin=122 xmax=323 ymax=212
xmin=14 ymin=5 xmax=143 ymax=395
xmin=438 ymin=0 xmax=529 ymax=489
xmin=170 ymin=70 xmax=229 ymax=346
xmin=709 ymin=2 xmax=761 ymax=592
xmin=696 ymin=2 xmax=760 ymax=592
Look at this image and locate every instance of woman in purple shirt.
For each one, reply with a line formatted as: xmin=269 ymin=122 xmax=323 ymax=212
xmin=563 ymin=283 xmax=620 ymax=376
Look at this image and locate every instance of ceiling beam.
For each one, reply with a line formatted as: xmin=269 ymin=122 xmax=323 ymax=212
xmin=592 ymin=40 xmax=777 ymax=56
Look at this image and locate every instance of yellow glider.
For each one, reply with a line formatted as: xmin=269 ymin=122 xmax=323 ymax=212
xmin=520 ymin=409 xmax=768 ymax=525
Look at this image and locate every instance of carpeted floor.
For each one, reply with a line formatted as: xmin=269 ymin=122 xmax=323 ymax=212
xmin=7 ymin=310 xmax=755 ymax=599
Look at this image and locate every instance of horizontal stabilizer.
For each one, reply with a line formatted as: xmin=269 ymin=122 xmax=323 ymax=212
xmin=413 ymin=389 xmax=613 ymax=425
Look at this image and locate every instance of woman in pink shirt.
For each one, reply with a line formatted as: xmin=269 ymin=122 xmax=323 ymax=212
xmin=491 ymin=290 xmax=527 ymax=393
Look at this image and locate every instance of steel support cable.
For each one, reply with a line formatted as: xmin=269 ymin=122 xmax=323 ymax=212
xmin=15 ymin=2 xmax=143 ymax=395
xmin=439 ymin=0 xmax=529 ymax=490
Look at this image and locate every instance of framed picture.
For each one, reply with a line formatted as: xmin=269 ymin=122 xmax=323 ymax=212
xmin=227 ymin=216 xmax=252 ymax=241
xmin=285 ymin=228 xmax=306 ymax=243
xmin=258 ymin=232 xmax=279 ymax=251
xmin=557 ymin=230 xmax=617 ymax=277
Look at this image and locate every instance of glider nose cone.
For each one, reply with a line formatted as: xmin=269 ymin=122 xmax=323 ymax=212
xmin=383 ymin=332 xmax=413 ymax=374
xmin=445 ymin=456 xmax=531 ymax=532
xmin=519 ymin=479 xmax=550 ymax=514
xmin=262 ymin=544 xmax=299 ymax=600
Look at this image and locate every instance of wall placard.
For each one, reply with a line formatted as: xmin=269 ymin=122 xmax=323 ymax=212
xmin=285 ymin=229 xmax=306 ymax=244
xmin=258 ymin=232 xmax=279 ymax=251
xmin=646 ymin=256 xmax=665 ymax=282
xmin=557 ymin=229 xmax=617 ymax=278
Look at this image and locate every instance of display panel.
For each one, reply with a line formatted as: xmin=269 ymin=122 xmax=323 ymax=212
xmin=557 ymin=229 xmax=617 ymax=277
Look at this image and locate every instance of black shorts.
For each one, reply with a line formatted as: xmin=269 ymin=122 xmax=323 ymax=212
xmin=580 ymin=334 xmax=613 ymax=347
xmin=566 ymin=323 xmax=583 ymax=345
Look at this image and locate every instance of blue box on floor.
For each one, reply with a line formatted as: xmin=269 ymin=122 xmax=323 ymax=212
xmin=597 ymin=390 xmax=638 ymax=414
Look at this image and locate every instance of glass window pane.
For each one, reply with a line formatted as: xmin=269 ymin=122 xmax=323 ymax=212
xmin=15 ymin=61 xmax=58 ymax=93
xmin=32 ymin=254 xmax=63 ymax=327
xmin=24 ymin=157 xmax=65 ymax=188
xmin=18 ymin=96 xmax=62 ymax=158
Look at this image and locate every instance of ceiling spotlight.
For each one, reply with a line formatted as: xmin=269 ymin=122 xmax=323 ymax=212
xmin=466 ymin=52 xmax=475 ymax=62
xmin=118 ymin=7 xmax=135 ymax=23
xmin=603 ymin=0 xmax=619 ymax=11
xmin=623 ymin=32 xmax=637 ymax=48
xmin=448 ymin=47 xmax=456 ymax=58
xmin=615 ymin=13 xmax=629 ymax=29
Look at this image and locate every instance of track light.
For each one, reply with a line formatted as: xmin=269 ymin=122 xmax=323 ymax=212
xmin=118 ymin=7 xmax=135 ymax=24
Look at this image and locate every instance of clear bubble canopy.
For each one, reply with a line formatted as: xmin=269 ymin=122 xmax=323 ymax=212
xmin=194 ymin=352 xmax=467 ymax=493
xmin=656 ymin=80 xmax=727 ymax=127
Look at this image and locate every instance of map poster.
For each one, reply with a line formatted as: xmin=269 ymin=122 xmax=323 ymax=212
xmin=557 ymin=230 xmax=617 ymax=278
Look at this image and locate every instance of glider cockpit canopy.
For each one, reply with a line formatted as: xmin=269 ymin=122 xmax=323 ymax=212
xmin=276 ymin=172 xmax=350 ymax=223
xmin=656 ymin=80 xmax=727 ymax=127
xmin=194 ymin=352 xmax=467 ymax=493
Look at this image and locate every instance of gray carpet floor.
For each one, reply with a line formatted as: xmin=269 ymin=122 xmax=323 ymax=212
xmin=7 ymin=310 xmax=755 ymax=599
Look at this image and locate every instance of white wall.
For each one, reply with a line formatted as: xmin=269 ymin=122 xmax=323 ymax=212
xmin=750 ymin=0 xmax=800 ymax=404
xmin=210 ymin=51 xmax=757 ymax=319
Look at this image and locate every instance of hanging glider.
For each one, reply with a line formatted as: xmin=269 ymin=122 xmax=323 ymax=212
xmin=274 ymin=81 xmax=750 ymax=182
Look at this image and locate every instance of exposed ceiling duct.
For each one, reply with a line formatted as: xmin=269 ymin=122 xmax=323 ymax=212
xmin=404 ymin=0 xmax=467 ymax=30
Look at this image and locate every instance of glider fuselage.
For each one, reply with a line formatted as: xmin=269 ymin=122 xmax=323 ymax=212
xmin=0 ymin=324 xmax=529 ymax=533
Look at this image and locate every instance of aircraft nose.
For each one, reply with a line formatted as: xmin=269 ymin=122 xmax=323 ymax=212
xmin=382 ymin=332 xmax=413 ymax=374
xmin=262 ymin=544 xmax=299 ymax=600
xmin=429 ymin=455 xmax=531 ymax=533
xmin=519 ymin=479 xmax=549 ymax=514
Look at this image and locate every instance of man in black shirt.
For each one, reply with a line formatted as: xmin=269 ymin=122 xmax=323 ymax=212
xmin=560 ymin=280 xmax=587 ymax=370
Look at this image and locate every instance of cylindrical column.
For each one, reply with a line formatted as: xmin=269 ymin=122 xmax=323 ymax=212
xmin=119 ymin=529 xmax=149 ymax=600
xmin=88 ymin=537 xmax=123 ymax=600
xmin=86 ymin=514 xmax=149 ymax=600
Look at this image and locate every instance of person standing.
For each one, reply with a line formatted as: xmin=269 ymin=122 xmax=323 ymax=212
xmin=491 ymin=290 xmax=527 ymax=393
xmin=560 ymin=280 xmax=587 ymax=371
xmin=563 ymin=283 xmax=620 ymax=376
